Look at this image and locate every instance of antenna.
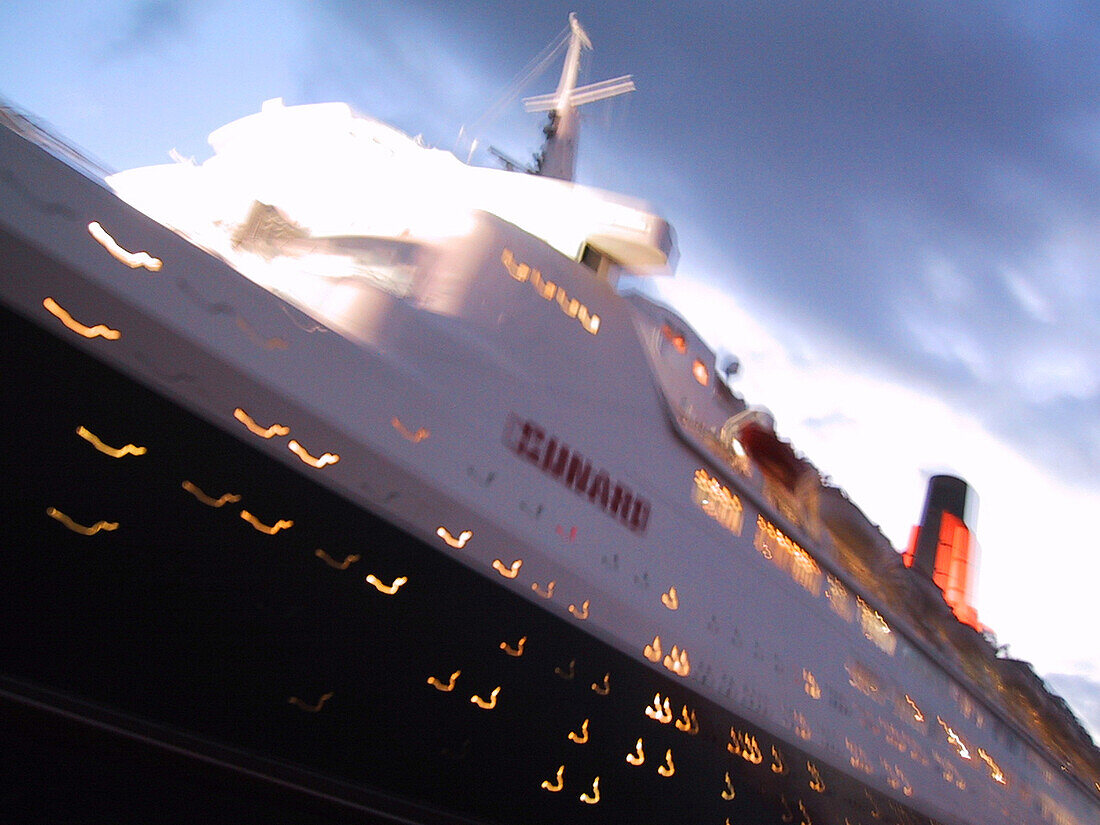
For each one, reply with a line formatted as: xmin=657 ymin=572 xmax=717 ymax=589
xmin=522 ymin=13 xmax=634 ymax=181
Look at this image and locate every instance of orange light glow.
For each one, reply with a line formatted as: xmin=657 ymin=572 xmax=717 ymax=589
xmin=798 ymin=798 xmax=813 ymax=825
xmin=644 ymin=635 xmax=662 ymax=662
xmin=233 ymin=407 xmax=289 ymax=438
xmin=502 ymin=248 xmax=600 ymax=335
xmin=288 ymin=439 xmax=340 ymax=468
xmin=692 ymin=469 xmax=744 ymax=535
xmin=240 ymin=510 xmax=293 ymax=535
xmin=692 ymin=359 xmax=709 ymax=386
xmin=728 ymin=729 xmax=763 ymax=764
xmin=531 ymin=580 xmax=556 ymax=598
xmin=492 ymin=558 xmax=523 ymax=579
xmin=976 ymin=749 xmax=1006 ymax=785
xmin=436 ymin=527 xmax=472 ymax=548
xmin=568 ymin=718 xmax=590 ymax=744
xmin=555 ymin=660 xmax=575 ymax=680
xmin=568 ymin=599 xmax=590 ymax=620
xmin=365 ymin=574 xmax=407 ymax=595
xmin=500 ymin=636 xmax=526 ymax=657
xmin=287 ymin=692 xmax=333 ymax=713
xmin=663 ymin=645 xmax=691 ymax=677
xmin=937 ymin=717 xmax=971 ymax=759
xmin=579 ymin=776 xmax=600 ymax=804
xmin=807 ymin=761 xmax=826 ymax=793
xmin=660 ymin=323 xmax=687 ymax=353
xmin=721 ymin=772 xmax=736 ymax=800
xmin=658 ymin=749 xmax=675 ymax=777
xmin=470 ymin=686 xmax=501 ymax=709
xmin=427 ymin=670 xmax=461 ymax=692
xmin=661 ymin=586 xmax=679 ymax=610
xmin=803 ymin=669 xmax=821 ymax=699
xmin=43 ymin=297 xmax=120 ymax=340
xmin=675 ymin=705 xmax=699 ymax=734
xmin=87 ymin=221 xmax=163 ymax=271
xmin=771 ymin=746 xmax=788 ymax=775
xmin=541 ymin=765 xmax=564 ymax=792
xmin=645 ymin=694 xmax=673 ymax=724
xmin=591 ymin=673 xmax=610 ymax=695
xmin=181 ymin=481 xmax=241 ymax=508
xmin=46 ymin=507 xmax=117 ymax=536
xmin=314 ymin=549 xmax=360 ymax=569
xmin=75 ymin=425 xmax=146 ymax=458
xmin=391 ymin=417 xmax=430 ymax=443
xmin=905 ymin=695 xmax=925 ymax=722
xmin=626 ymin=738 xmax=645 ymax=765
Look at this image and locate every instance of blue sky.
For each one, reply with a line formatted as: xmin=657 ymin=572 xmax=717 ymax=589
xmin=3 ymin=1 xmax=1098 ymax=736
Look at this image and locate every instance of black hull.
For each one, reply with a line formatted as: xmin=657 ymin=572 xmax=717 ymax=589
xmin=1 ymin=235 xmax=940 ymax=824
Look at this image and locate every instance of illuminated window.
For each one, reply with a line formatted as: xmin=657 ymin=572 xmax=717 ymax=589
xmin=46 ymin=507 xmax=117 ymax=536
xmin=692 ymin=469 xmax=744 ymax=535
xmin=42 ymin=297 xmax=120 ymax=340
xmin=857 ymin=597 xmax=896 ymax=656
xmin=287 ymin=692 xmax=333 ymax=713
xmin=692 ymin=359 xmax=709 ymax=386
xmin=75 ymin=425 xmax=146 ymax=458
xmin=825 ymin=575 xmax=855 ymax=623
xmin=661 ymin=586 xmax=679 ymax=610
xmin=754 ymin=515 xmax=822 ymax=596
xmin=87 ymin=221 xmax=162 ymax=271
xmin=660 ymin=323 xmax=687 ymax=353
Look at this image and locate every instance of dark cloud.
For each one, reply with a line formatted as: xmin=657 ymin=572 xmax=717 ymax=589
xmin=351 ymin=1 xmax=1100 ymax=488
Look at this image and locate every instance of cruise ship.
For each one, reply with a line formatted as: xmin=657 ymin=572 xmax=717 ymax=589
xmin=2 ymin=15 xmax=1098 ymax=825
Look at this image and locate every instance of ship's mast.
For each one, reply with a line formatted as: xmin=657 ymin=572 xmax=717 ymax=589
xmin=522 ymin=13 xmax=634 ymax=181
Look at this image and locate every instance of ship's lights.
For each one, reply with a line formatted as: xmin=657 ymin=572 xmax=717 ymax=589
xmin=675 ymin=705 xmax=699 ymax=734
xmin=626 ymin=738 xmax=645 ymax=765
xmin=692 ymin=469 xmax=744 ymax=535
xmin=470 ymin=686 xmax=500 ymax=709
xmin=904 ymin=695 xmax=925 ymax=722
xmin=46 ymin=507 xmax=117 ymax=536
xmin=579 ymin=776 xmax=600 ymax=804
xmin=661 ymin=586 xmax=679 ymax=610
xmin=691 ymin=359 xmax=709 ymax=386
xmin=555 ymin=659 xmax=576 ymax=680
xmin=233 ymin=408 xmax=290 ymax=438
xmin=500 ymin=636 xmax=526 ymax=657
xmin=568 ymin=718 xmax=589 ymax=744
xmin=287 ymin=692 xmax=332 ymax=712
xmin=591 ymin=673 xmax=610 ymax=695
xmin=721 ymin=772 xmax=736 ymax=800
xmin=75 ymin=425 xmax=146 ymax=458
xmin=365 ymin=574 xmax=407 ymax=595
xmin=660 ymin=323 xmax=687 ymax=354
xmin=803 ymin=669 xmax=821 ymax=699
xmin=728 ymin=729 xmax=763 ymax=764
xmin=644 ymin=635 xmax=662 ymax=662
xmin=314 ymin=549 xmax=360 ymax=569
xmin=645 ymin=694 xmax=673 ymax=724
xmin=658 ymin=749 xmax=675 ymax=777
xmin=501 ymin=249 xmax=600 ymax=335
xmin=427 ymin=670 xmax=460 ymax=692
xmin=181 ymin=480 xmax=241 ymax=508
xmin=771 ymin=746 xmax=788 ymax=775
xmin=531 ymin=580 xmax=555 ymax=598
xmin=492 ymin=558 xmax=522 ymax=578
xmin=87 ymin=221 xmax=163 ymax=271
xmin=288 ymin=439 xmax=340 ymax=468
xmin=663 ymin=645 xmax=691 ymax=677
xmin=240 ymin=510 xmax=293 ymax=534
xmin=43 ymin=297 xmax=120 ymax=340
xmin=540 ymin=765 xmax=564 ymax=792
xmin=436 ymin=527 xmax=472 ymax=548
xmin=807 ymin=760 xmax=826 ymax=793
xmin=937 ymin=717 xmax=971 ymax=759
xmin=568 ymin=599 xmax=590 ymax=619
xmin=391 ymin=417 xmax=430 ymax=443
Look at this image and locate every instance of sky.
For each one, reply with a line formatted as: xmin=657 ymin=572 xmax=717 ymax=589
xmin=3 ymin=1 xmax=1098 ymax=737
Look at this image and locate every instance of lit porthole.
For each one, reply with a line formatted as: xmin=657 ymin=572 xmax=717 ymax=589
xmin=692 ymin=359 xmax=709 ymax=385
